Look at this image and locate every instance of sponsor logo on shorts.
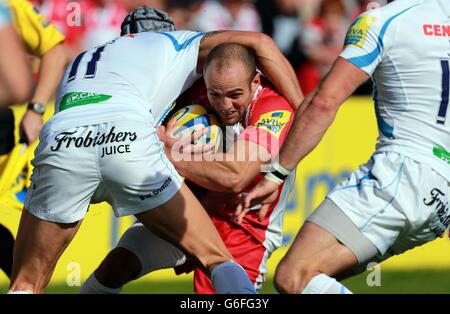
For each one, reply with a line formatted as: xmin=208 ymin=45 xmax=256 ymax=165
xmin=139 ymin=177 xmax=172 ymax=200
xmin=423 ymin=188 xmax=450 ymax=236
xmin=100 ymin=145 xmax=131 ymax=158
xmin=50 ymin=127 xmax=137 ymax=151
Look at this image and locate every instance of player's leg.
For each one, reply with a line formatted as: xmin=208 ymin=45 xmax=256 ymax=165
xmin=9 ymin=124 xmax=101 ymax=293
xmin=81 ymin=223 xmax=186 ymax=293
xmin=274 ymin=152 xmax=446 ymax=294
xmin=273 ymin=155 xmax=387 ymax=294
xmin=9 ymin=210 xmax=81 ymax=293
xmin=193 ymin=219 xmax=270 ymax=294
xmin=83 ymin=187 xmax=257 ymax=294
xmin=81 ymin=248 xmax=141 ymax=294
xmin=101 ymin=123 xmax=255 ymax=294
xmin=82 ymin=182 xmax=209 ymax=293
xmin=274 ymin=199 xmax=368 ymax=294
xmin=135 ymin=183 xmax=255 ymax=293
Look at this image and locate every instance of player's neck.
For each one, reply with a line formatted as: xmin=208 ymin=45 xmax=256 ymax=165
xmin=252 ymin=84 xmax=263 ymax=101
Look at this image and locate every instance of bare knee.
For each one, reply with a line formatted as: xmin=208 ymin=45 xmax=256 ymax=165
xmin=95 ymin=248 xmax=142 ymax=289
xmin=274 ymin=260 xmax=318 ymax=294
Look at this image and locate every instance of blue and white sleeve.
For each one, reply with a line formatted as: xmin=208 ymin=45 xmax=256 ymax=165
xmin=340 ymin=10 xmax=386 ymax=76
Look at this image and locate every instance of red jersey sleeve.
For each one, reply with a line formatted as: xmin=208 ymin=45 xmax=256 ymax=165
xmin=239 ymin=89 xmax=294 ymax=158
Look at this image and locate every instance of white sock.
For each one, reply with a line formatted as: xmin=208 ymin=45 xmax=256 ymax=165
xmin=79 ymin=272 xmax=122 ymax=294
xmin=7 ymin=290 xmax=33 ymax=294
xmin=302 ymin=273 xmax=352 ymax=294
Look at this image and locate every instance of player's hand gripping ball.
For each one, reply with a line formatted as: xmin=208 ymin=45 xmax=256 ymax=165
xmin=167 ymin=104 xmax=223 ymax=153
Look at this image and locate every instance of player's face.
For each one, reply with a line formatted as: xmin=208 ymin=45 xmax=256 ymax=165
xmin=205 ymin=61 xmax=260 ymax=125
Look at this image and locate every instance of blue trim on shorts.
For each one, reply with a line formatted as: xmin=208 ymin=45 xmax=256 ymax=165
xmin=358 ymin=158 xmax=406 ymax=231
xmin=330 ymin=156 xmax=402 ymax=192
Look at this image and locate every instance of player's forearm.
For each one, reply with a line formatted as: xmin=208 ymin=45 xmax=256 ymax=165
xmin=31 ymin=43 xmax=68 ymax=105
xmin=0 ymin=26 xmax=32 ymax=106
xmin=278 ymin=93 xmax=339 ymax=171
xmin=173 ymin=155 xmax=243 ymax=193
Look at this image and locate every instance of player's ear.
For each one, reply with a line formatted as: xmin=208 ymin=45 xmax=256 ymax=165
xmin=250 ymin=72 xmax=260 ymax=92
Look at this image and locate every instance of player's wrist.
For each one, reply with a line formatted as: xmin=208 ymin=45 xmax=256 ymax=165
xmin=27 ymin=102 xmax=46 ymax=115
xmin=264 ymin=161 xmax=291 ymax=185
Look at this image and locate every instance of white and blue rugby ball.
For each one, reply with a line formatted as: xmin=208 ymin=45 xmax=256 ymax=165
xmin=168 ymin=104 xmax=223 ymax=152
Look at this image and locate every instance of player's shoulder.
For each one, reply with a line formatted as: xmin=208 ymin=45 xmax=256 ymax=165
xmin=133 ymin=30 xmax=204 ymax=52
xmin=356 ymin=0 xmax=424 ymax=24
xmin=157 ymin=30 xmax=205 ymax=44
xmin=247 ymin=80 xmax=293 ymax=129
xmin=345 ymin=0 xmax=424 ymax=49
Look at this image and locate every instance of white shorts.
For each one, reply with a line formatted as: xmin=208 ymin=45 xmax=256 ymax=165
xmin=25 ymin=120 xmax=183 ymax=223
xmin=327 ymin=152 xmax=450 ymax=256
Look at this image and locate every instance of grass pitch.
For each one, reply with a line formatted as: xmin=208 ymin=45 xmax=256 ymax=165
xmin=2 ymin=270 xmax=450 ymax=294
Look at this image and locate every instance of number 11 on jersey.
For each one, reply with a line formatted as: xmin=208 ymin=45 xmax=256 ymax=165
xmin=67 ymin=45 xmax=106 ymax=83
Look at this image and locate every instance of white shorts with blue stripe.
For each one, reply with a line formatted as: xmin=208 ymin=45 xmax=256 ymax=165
xmin=327 ymin=151 xmax=450 ymax=257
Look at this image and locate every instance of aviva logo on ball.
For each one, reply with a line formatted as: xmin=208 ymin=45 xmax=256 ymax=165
xmin=169 ymin=104 xmax=223 ymax=151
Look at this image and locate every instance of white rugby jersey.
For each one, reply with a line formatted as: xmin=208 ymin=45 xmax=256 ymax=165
xmin=0 ymin=0 xmax=10 ymax=27
xmin=341 ymin=0 xmax=450 ymax=181
xmin=44 ymin=31 xmax=204 ymax=136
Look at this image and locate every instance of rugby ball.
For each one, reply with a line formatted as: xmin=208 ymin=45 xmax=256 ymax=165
xmin=168 ymin=104 xmax=223 ymax=152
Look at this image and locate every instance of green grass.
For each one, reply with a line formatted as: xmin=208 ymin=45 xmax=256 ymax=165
xmin=2 ymin=270 xmax=450 ymax=294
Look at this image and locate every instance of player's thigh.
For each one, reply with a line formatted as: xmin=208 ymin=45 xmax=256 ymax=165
xmin=305 ymin=198 xmax=379 ymax=272
xmin=342 ymin=158 xmax=448 ymax=278
xmin=323 ymin=153 xmax=412 ymax=259
xmin=116 ymin=222 xmax=187 ymax=278
xmin=11 ymin=210 xmax=82 ymax=292
xmin=25 ymin=125 xmax=100 ymax=223
xmin=318 ymin=152 xmax=448 ymax=273
xmin=280 ymin=219 xmax=359 ymax=278
xmin=388 ymin=159 xmax=450 ymax=255
xmin=98 ymin=122 xmax=183 ymax=217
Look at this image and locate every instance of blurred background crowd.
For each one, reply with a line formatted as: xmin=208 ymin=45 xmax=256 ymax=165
xmin=31 ymin=0 xmax=387 ymax=96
